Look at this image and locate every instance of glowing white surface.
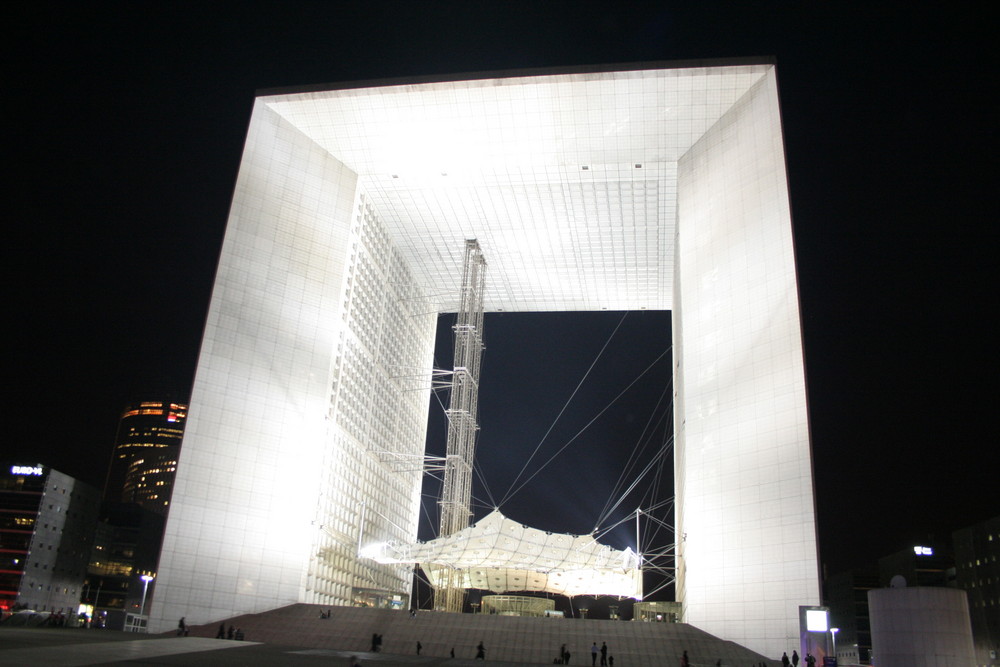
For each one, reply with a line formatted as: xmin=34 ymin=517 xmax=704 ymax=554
xmin=262 ymin=65 xmax=768 ymax=313
xmin=152 ymin=62 xmax=820 ymax=660
xmin=364 ymin=510 xmax=642 ymax=598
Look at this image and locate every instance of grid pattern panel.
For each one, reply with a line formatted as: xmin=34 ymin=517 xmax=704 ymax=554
xmin=673 ymin=68 xmax=819 ymax=659
xmin=309 ymin=193 xmax=436 ymax=607
xmin=153 ymin=64 xmax=818 ymax=660
xmin=264 ymin=66 xmax=768 ymax=313
xmin=154 ymin=102 xmax=363 ymax=628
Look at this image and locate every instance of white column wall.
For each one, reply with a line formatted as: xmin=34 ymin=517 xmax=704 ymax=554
xmin=673 ymin=67 xmax=819 ymax=658
xmin=150 ymin=102 xmax=361 ymax=630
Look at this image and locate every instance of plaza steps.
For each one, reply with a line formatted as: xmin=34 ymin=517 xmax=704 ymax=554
xmin=182 ymin=604 xmax=781 ymax=667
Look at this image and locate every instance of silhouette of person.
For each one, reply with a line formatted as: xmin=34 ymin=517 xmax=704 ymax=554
xmin=476 ymin=641 xmax=486 ymax=660
xmin=681 ymin=650 xmax=690 ymax=667
xmin=451 ymin=647 xmax=455 ymax=658
xmin=177 ymin=617 xmax=187 ymax=636
xmin=417 ymin=641 xmax=422 ymax=655
xmin=216 ymin=622 xmax=225 ymax=638
xmin=227 ymin=625 xmax=234 ymax=639
xmin=591 ymin=642 xmax=598 ymax=666
xmin=782 ymin=652 xmax=790 ymax=667
xmin=600 ymin=642 xmax=608 ymax=666
xmin=792 ymin=650 xmax=800 ymax=667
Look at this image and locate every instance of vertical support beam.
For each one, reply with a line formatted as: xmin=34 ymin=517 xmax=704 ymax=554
xmin=437 ymin=239 xmax=487 ymax=613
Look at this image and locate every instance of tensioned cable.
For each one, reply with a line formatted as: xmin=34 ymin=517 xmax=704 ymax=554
xmin=497 ymin=312 xmax=631 ymax=508
xmin=594 ymin=437 xmax=671 ymax=534
xmin=593 ymin=373 xmax=673 ymax=530
xmin=501 ymin=345 xmax=671 ymax=506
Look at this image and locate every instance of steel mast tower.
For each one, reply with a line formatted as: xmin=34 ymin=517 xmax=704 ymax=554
xmin=437 ymin=239 xmax=487 ymax=613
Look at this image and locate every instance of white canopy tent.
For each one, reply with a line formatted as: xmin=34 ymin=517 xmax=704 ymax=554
xmin=361 ymin=510 xmax=642 ymax=598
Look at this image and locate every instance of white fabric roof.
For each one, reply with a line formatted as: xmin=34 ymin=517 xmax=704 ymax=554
xmin=362 ymin=510 xmax=642 ymax=598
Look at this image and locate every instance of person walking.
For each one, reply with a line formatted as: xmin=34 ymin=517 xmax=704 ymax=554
xmin=417 ymin=641 xmax=422 ymax=655
xmin=475 ymin=641 xmax=486 ymax=660
xmin=681 ymin=650 xmax=690 ymax=667
xmin=215 ymin=622 xmax=225 ymax=638
xmin=177 ymin=617 xmax=187 ymax=636
xmin=792 ymin=650 xmax=800 ymax=667
xmin=781 ymin=652 xmax=790 ymax=667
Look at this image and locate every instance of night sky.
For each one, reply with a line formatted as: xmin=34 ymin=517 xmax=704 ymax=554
xmin=7 ymin=2 xmax=996 ymax=586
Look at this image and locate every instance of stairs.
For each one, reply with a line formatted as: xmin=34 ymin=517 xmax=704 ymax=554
xmin=183 ymin=604 xmax=780 ymax=667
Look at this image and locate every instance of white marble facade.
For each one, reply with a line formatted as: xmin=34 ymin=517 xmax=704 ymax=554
xmin=151 ymin=62 xmax=818 ymax=659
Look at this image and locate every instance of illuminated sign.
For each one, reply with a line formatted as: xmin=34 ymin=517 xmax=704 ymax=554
xmin=10 ymin=465 xmax=44 ymax=476
xmin=805 ymin=608 xmax=829 ymax=632
xmin=913 ymin=545 xmax=933 ymax=556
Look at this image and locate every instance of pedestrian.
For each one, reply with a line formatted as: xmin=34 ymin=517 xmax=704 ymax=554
xmin=591 ymin=642 xmax=598 ymax=666
xmin=608 ymin=657 xmax=613 ymax=667
xmin=600 ymin=642 xmax=608 ymax=666
xmin=177 ymin=617 xmax=187 ymax=636
xmin=681 ymin=650 xmax=690 ymax=667
xmin=781 ymin=652 xmax=790 ymax=667
xmin=792 ymin=650 xmax=799 ymax=667
xmin=451 ymin=647 xmax=455 ymax=658
xmin=377 ymin=634 xmax=383 ymax=652
xmin=235 ymin=628 xmax=244 ymax=641
xmin=560 ymin=644 xmax=568 ymax=664
xmin=417 ymin=641 xmax=422 ymax=655
xmin=227 ymin=625 xmax=234 ymax=639
xmin=476 ymin=641 xmax=486 ymax=660
xmin=216 ymin=622 xmax=225 ymax=638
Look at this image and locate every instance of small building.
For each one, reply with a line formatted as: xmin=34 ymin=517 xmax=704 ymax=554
xmin=953 ymin=515 xmax=1000 ymax=667
xmin=0 ymin=463 xmax=100 ymax=617
xmin=481 ymin=595 xmax=556 ymax=617
xmin=633 ymin=600 xmax=681 ymax=622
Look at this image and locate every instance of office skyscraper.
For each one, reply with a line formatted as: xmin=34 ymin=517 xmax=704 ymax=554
xmin=104 ymin=400 xmax=187 ymax=515
xmin=152 ymin=61 xmax=819 ymax=659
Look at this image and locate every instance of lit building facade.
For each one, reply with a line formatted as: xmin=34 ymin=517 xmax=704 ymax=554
xmin=0 ymin=463 xmax=100 ymax=614
xmin=104 ymin=400 xmax=187 ymax=515
xmin=953 ymin=516 xmax=999 ymax=667
xmin=151 ymin=61 xmax=819 ymax=658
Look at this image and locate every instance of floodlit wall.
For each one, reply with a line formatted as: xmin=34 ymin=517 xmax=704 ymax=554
xmin=150 ymin=102 xmax=434 ymax=631
xmin=151 ymin=64 xmax=820 ymax=656
xmin=673 ymin=67 xmax=819 ymax=658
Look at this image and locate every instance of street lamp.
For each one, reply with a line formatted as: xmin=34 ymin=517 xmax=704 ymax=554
xmin=830 ymin=627 xmax=839 ymax=661
xmin=139 ymin=575 xmax=154 ymax=632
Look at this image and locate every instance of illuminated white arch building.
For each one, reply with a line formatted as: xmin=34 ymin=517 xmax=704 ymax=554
xmin=151 ymin=60 xmax=820 ymax=658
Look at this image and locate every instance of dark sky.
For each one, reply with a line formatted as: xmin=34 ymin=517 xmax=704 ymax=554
xmin=7 ymin=2 xmax=996 ymax=581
